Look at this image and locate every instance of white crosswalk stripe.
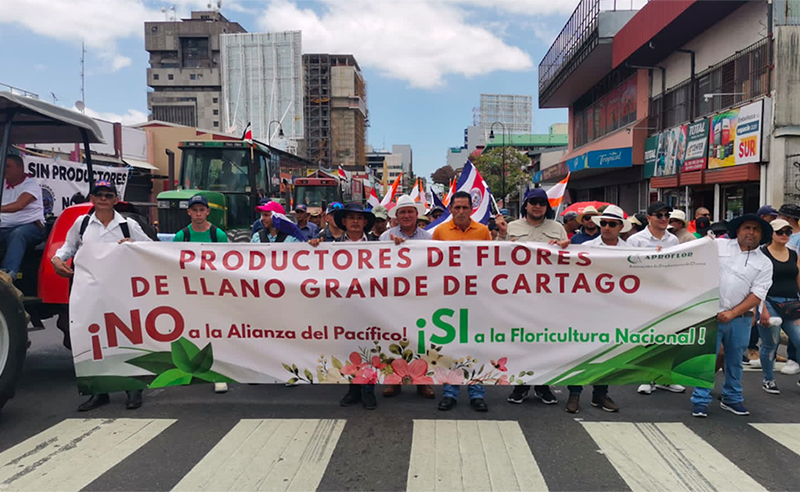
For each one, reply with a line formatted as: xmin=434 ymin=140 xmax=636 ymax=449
xmin=0 ymin=418 xmax=175 ymax=492
xmin=750 ymin=423 xmax=800 ymax=455
xmin=407 ymin=420 xmax=548 ymax=492
xmin=581 ymin=422 xmax=766 ymax=492
xmin=171 ymin=418 xmax=346 ymax=492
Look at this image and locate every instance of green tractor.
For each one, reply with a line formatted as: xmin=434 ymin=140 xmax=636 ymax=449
xmin=156 ymin=140 xmax=312 ymax=241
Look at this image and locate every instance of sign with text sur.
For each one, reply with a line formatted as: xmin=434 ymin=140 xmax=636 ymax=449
xmin=70 ymin=240 xmax=720 ymax=394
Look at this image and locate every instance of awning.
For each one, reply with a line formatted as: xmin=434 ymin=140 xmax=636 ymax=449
xmin=123 ymin=158 xmax=159 ymax=171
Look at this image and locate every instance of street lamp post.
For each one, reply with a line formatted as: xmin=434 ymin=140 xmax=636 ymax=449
xmin=267 ymin=120 xmax=284 ymax=146
xmin=489 ymin=121 xmax=507 ymax=204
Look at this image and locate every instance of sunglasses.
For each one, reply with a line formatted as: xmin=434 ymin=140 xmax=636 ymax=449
xmin=651 ymin=212 xmax=670 ymax=219
xmin=775 ymin=228 xmax=793 ymax=236
xmin=92 ymin=192 xmax=116 ymax=200
xmin=599 ymin=220 xmax=621 ymax=228
xmin=527 ymin=199 xmax=548 ymax=207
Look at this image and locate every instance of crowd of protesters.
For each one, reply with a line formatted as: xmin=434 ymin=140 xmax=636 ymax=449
xmin=3 ymin=150 xmax=797 ymax=417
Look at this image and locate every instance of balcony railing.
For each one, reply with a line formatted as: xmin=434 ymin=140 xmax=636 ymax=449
xmin=538 ymin=0 xmax=646 ymax=103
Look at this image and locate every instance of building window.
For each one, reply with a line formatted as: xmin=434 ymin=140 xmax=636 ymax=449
xmin=190 ymin=74 xmax=196 ymax=80
xmin=150 ymin=26 xmax=158 ymax=33
xmin=213 ymin=121 xmax=219 ymax=127
xmin=213 ymin=109 xmax=219 ymax=115
xmin=212 ymin=97 xmax=218 ymax=104
xmin=168 ymin=74 xmax=174 ymax=80
xmin=153 ymin=74 xmax=159 ymax=80
xmin=197 ymin=73 xmax=203 ymax=80
xmin=181 ymin=37 xmax=210 ymax=68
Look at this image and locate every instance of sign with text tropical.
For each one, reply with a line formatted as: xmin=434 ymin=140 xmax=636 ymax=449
xmin=644 ymin=135 xmax=660 ymax=179
xmin=70 ymin=240 xmax=720 ymax=394
xmin=682 ymin=119 xmax=710 ymax=172
xmin=708 ymin=100 xmax=764 ymax=169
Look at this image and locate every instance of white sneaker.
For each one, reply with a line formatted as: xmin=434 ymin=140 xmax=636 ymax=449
xmin=637 ymin=383 xmax=654 ymax=395
xmin=655 ymin=384 xmax=686 ymax=393
xmin=214 ymin=382 xmax=229 ymax=393
xmin=749 ymin=357 xmax=762 ymax=369
xmin=781 ymin=360 xmax=800 ymax=375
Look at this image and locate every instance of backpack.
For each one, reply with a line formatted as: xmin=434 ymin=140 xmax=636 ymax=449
xmin=259 ymin=228 xmax=289 ymax=243
xmin=181 ymin=225 xmax=219 ymax=242
xmin=79 ymin=212 xmax=130 ymax=240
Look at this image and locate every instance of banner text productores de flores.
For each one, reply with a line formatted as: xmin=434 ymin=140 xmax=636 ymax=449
xmin=70 ymin=240 xmax=720 ymax=394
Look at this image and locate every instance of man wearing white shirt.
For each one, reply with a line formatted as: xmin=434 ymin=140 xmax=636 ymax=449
xmin=691 ymin=214 xmax=774 ymax=418
xmin=51 ymin=180 xmax=151 ymax=412
xmin=627 ymin=201 xmax=680 ymax=250
xmin=0 ymin=154 xmax=45 ymax=279
xmin=629 ymin=201 xmax=684 ymax=395
xmin=566 ymin=205 xmax=630 ymax=414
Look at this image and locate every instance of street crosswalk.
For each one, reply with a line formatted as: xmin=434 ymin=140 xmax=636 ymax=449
xmin=1 ymin=419 xmax=799 ymax=492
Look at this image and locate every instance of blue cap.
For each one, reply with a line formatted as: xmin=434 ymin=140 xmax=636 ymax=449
xmin=294 ymin=204 xmax=308 ymax=213
xmin=758 ymin=205 xmax=778 ymax=217
xmin=326 ymin=202 xmax=343 ymax=214
xmin=91 ymin=180 xmax=117 ymax=195
xmin=188 ymin=195 xmax=209 ymax=208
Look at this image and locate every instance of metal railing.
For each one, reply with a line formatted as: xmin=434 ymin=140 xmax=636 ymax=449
xmin=0 ymin=83 xmax=38 ymax=99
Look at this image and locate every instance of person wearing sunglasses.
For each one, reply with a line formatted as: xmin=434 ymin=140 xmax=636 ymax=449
xmin=667 ymin=210 xmax=696 ymax=244
xmin=755 ymin=219 xmax=800 ymax=396
xmin=570 ymin=206 xmax=601 ymax=245
xmin=627 ymin=201 xmax=680 ymax=250
xmin=51 ymin=180 xmax=153 ymax=412
xmin=317 ymin=202 xmax=345 ymax=242
xmin=496 ymin=188 xmax=566 ymax=407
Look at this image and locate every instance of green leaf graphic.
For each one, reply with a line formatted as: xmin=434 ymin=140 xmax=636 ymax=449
xmin=191 ymin=344 xmax=215 ymax=374
xmin=125 ymin=351 xmax=176 ymax=375
xmin=150 ymin=368 xmax=193 ymax=388
xmin=194 ymin=370 xmax=237 ymax=383
xmin=171 ymin=338 xmax=200 ymax=373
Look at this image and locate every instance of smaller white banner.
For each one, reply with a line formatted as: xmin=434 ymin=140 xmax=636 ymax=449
xmin=23 ymin=156 xmax=130 ymax=216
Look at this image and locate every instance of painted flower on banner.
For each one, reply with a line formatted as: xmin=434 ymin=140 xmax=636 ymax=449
xmin=421 ymin=349 xmax=455 ymax=369
xmin=434 ymin=367 xmax=464 ymax=385
xmin=384 ymin=359 xmax=434 ymax=385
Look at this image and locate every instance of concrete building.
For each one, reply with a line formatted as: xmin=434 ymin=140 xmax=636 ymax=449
xmin=220 ymin=31 xmax=304 ymax=152
xmin=478 ymin=94 xmax=532 ymax=140
xmin=303 ymin=54 xmax=368 ymax=171
xmin=446 ymin=126 xmax=485 ymax=171
xmin=391 ymin=144 xmax=413 ymax=189
xmin=366 ymin=146 xmax=403 ymax=194
xmin=145 ymin=11 xmax=246 ymax=130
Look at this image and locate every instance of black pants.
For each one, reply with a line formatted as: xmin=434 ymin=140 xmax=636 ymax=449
xmin=748 ymin=323 xmax=760 ymax=350
xmin=567 ymin=385 xmax=608 ymax=396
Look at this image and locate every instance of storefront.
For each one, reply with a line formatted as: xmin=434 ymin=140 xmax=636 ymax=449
xmin=648 ymin=99 xmax=765 ymax=221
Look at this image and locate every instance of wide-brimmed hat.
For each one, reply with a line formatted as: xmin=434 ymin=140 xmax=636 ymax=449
xmin=417 ymin=215 xmax=431 ymax=224
xmin=577 ymin=206 xmax=600 ymax=223
xmin=371 ymin=205 xmax=389 ymax=220
xmin=591 ymin=205 xmax=632 ymax=233
xmin=778 ymin=204 xmax=800 ymax=220
xmin=521 ymin=188 xmax=554 ymax=219
xmin=668 ymin=209 xmax=688 ymax=226
xmin=334 ymin=202 xmax=375 ymax=231
xmin=727 ymin=214 xmax=773 ymax=244
xmin=389 ymin=194 xmax=426 ymax=218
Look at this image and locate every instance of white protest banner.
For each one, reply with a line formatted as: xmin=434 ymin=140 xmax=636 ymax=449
xmin=70 ymin=240 xmax=720 ymax=394
xmin=23 ymin=155 xmax=129 ymax=215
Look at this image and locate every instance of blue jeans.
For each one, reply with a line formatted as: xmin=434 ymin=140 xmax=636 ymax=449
xmin=757 ymin=297 xmax=800 ymax=381
xmin=0 ymin=223 xmax=43 ymax=278
xmin=691 ymin=315 xmax=750 ymax=406
xmin=443 ymin=384 xmax=485 ymax=400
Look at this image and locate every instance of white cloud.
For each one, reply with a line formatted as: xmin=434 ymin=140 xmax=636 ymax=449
xmin=258 ymin=0 xmax=534 ymax=89
xmin=77 ymin=106 xmax=148 ymax=126
xmin=33 ymin=64 xmax=47 ymax=72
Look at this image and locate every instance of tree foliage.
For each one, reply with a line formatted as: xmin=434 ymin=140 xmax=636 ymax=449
xmin=471 ymin=147 xmax=531 ymax=199
xmin=430 ymin=165 xmax=458 ymax=185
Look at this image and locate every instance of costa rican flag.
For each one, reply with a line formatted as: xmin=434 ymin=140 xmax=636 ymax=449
xmin=367 ymin=187 xmax=381 ymax=209
xmin=241 ymin=122 xmax=252 ymax=142
xmin=426 ymin=160 xmax=493 ymax=231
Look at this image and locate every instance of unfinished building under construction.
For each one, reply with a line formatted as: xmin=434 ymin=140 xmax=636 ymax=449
xmin=303 ymin=54 xmax=367 ymax=171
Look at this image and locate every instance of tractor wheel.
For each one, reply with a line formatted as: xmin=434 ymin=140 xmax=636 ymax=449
xmin=0 ymin=277 xmax=28 ymax=413
xmin=227 ymin=229 xmax=252 ymax=243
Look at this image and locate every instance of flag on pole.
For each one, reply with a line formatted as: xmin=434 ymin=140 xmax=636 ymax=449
xmin=432 ymin=186 xmax=446 ymax=210
xmin=419 ymin=180 xmax=428 ymax=208
xmin=380 ymin=173 xmax=402 ymax=206
xmin=442 ymin=177 xmax=455 ymax=207
xmin=337 ymin=166 xmax=347 ymax=181
xmin=546 ymin=172 xmax=570 ymax=208
xmin=409 ymin=178 xmax=421 ymax=202
xmin=367 ymin=187 xmax=381 ymax=209
xmin=241 ymin=122 xmax=252 ymax=142
xmin=426 ymin=160 xmax=493 ymax=231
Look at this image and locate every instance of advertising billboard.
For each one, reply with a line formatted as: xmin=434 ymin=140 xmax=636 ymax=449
xmin=708 ymin=100 xmax=763 ymax=169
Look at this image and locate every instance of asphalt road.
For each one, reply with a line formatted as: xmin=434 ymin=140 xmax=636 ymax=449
xmin=2 ymin=322 xmax=800 ymax=492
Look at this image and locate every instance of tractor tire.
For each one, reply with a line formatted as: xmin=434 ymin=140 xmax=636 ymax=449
xmin=0 ymin=275 xmax=28 ymax=413
xmin=227 ymin=229 xmax=252 ymax=243
xmin=120 ymin=212 xmax=159 ymax=241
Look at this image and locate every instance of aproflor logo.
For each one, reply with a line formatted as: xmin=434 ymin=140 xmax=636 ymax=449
xmin=627 ymin=252 xmax=694 ymax=264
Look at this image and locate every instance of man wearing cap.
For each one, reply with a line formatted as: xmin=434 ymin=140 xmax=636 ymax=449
xmin=293 ymin=204 xmax=319 ymax=241
xmin=432 ymin=191 xmax=490 ymax=412
xmin=429 ymin=205 xmax=446 ymax=222
xmin=627 ymin=202 xmax=680 ymax=250
xmin=51 ymin=180 xmax=152 ymax=412
xmin=565 ymin=205 xmax=630 ymax=413
xmin=570 ymin=206 xmax=601 ymax=245
xmin=758 ymin=205 xmax=778 ymax=224
xmin=316 ymin=202 xmax=345 ymax=242
xmin=308 ymin=209 xmax=323 ymax=230
xmin=1 ymin=154 xmax=45 ymax=280
xmin=251 ymin=201 xmax=302 ymax=243
xmin=668 ymin=210 xmax=696 ymax=244
xmin=173 ymin=195 xmax=228 ymax=243
xmin=687 ymin=207 xmax=712 ymax=234
xmin=377 ymin=195 xmax=435 ymax=399
xmin=562 ymin=211 xmax=580 ymax=239
xmin=495 ymin=188 xmax=565 ymax=406
xmin=369 ymin=205 xmax=389 ymax=241
xmin=691 ymin=214 xmax=774 ymax=418
xmin=778 ymin=204 xmax=800 ymax=252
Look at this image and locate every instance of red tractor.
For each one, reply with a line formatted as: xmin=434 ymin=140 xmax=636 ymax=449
xmin=0 ymin=92 xmax=154 ymax=412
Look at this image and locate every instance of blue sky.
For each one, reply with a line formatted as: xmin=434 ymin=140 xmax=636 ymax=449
xmin=0 ymin=0 xmax=576 ymax=178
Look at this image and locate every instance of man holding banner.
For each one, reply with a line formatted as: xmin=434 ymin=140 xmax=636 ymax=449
xmin=495 ymin=188 xmax=565 ymax=406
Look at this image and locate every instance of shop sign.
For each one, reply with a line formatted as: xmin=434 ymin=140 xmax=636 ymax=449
xmin=644 ymin=135 xmax=660 ymax=179
xmin=532 ymin=171 xmax=543 ymax=183
xmin=708 ymin=100 xmax=763 ymax=169
xmin=682 ymin=119 xmax=710 ymax=172
xmin=655 ymin=125 xmax=686 ymax=177
xmin=567 ymin=147 xmax=632 ymax=173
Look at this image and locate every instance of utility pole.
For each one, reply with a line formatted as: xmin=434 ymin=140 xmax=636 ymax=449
xmin=79 ymin=42 xmax=86 ymax=113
